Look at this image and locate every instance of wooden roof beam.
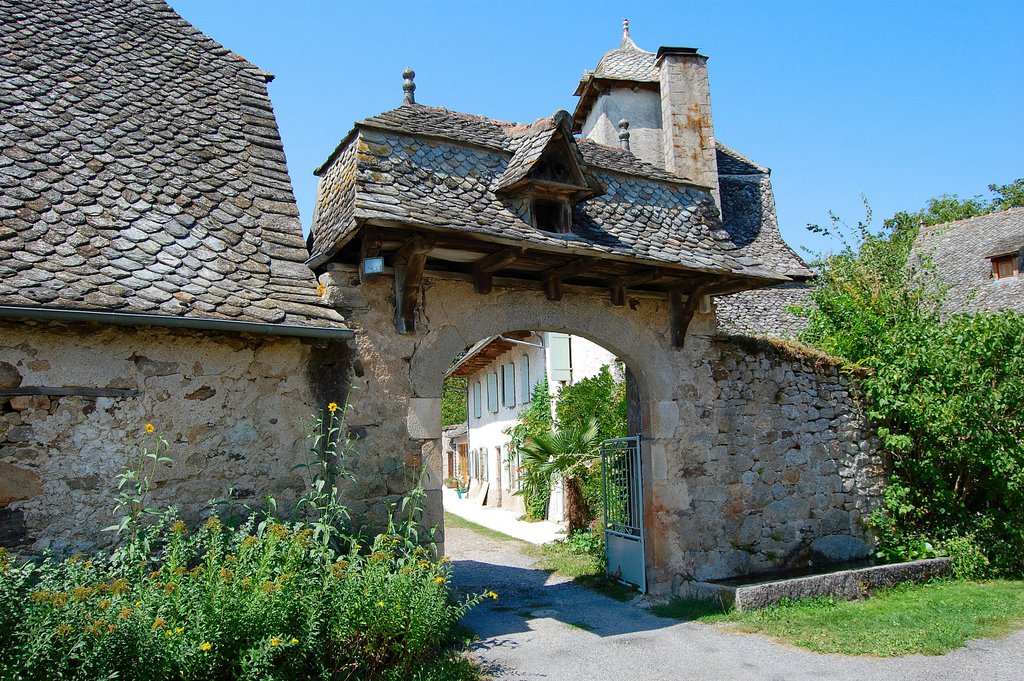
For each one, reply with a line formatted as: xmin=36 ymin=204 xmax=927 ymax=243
xmin=473 ymin=247 xmax=526 ymax=294
xmin=609 ymin=268 xmax=662 ymax=306
xmin=542 ymin=258 xmax=592 ymax=301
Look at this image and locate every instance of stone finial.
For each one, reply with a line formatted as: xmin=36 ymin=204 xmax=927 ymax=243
xmin=402 ymin=67 xmax=416 ymax=106
xmin=618 ymin=118 xmax=630 ymax=151
xmin=621 ymin=18 xmax=637 ymax=49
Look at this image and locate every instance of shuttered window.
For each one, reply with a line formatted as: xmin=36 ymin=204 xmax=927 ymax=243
xmin=502 ymin=363 xmax=516 ymax=407
xmin=520 ymin=355 xmax=530 ymax=403
xmin=473 ymin=382 xmax=482 ymax=419
xmin=486 ymin=372 xmax=498 ymax=413
xmin=548 ymin=333 xmax=571 ymax=383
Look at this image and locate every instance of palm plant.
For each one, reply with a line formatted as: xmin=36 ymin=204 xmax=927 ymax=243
xmin=519 ymin=418 xmax=603 ymax=533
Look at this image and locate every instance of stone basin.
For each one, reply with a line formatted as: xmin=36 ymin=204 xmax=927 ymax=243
xmin=681 ymin=557 xmax=951 ymax=612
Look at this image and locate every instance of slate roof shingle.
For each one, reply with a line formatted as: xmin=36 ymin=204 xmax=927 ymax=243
xmin=310 ymin=104 xmax=798 ymax=285
xmin=0 ymin=0 xmax=345 ymax=329
xmin=913 ymin=207 xmax=1024 ymax=314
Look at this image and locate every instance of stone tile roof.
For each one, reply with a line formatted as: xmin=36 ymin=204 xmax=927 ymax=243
xmin=310 ymin=105 xmax=790 ymax=283
xmin=491 ymin=112 xmax=598 ymax=194
xmin=716 ymin=146 xmax=811 ymax=279
xmin=715 ymin=281 xmax=813 ymax=338
xmin=913 ymin=207 xmax=1024 ymax=314
xmin=0 ymin=0 xmax=344 ymax=329
xmin=588 ymin=34 xmax=658 ymax=83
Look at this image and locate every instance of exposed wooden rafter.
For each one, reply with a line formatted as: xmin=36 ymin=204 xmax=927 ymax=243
xmin=542 ymin=258 xmax=592 ymax=301
xmin=669 ymin=276 xmax=720 ymax=349
xmin=472 ymin=247 xmax=525 ymax=294
xmin=393 ymin=235 xmax=434 ymax=334
xmin=609 ymin=269 xmax=662 ymax=306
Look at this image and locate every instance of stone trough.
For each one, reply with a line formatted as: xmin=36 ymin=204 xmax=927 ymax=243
xmin=683 ymin=558 xmax=951 ymax=612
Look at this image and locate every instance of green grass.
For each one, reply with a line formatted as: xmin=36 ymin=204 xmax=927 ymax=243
xmin=652 ymin=580 xmax=1024 ymax=657
xmin=444 ymin=512 xmax=635 ymax=601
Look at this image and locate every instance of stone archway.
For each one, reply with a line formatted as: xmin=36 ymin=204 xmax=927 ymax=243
xmin=324 ymin=271 xmax=707 ymax=594
xmin=322 ymin=268 xmax=885 ymax=597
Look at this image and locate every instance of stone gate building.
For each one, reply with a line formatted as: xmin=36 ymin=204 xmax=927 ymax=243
xmin=1 ymin=4 xmax=884 ymax=596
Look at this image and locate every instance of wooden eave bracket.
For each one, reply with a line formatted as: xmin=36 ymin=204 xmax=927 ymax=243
xmin=670 ymin=277 xmax=720 ymax=348
xmin=473 ymin=247 xmax=526 ymax=294
xmin=542 ymin=258 xmax=592 ymax=301
xmin=393 ymin=235 xmax=434 ymax=334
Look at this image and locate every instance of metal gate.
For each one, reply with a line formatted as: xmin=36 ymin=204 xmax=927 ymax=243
xmin=601 ymin=436 xmax=645 ymax=592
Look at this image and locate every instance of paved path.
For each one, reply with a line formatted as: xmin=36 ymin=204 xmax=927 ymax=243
xmin=443 ymin=486 xmax=566 ymax=545
xmin=446 ymin=523 xmax=1024 ymax=681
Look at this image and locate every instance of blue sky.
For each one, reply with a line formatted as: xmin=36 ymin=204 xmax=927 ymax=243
xmin=169 ymin=1 xmax=1023 ymax=257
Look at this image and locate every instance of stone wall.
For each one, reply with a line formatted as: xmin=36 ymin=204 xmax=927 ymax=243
xmin=655 ymin=336 xmax=886 ymax=590
xmin=319 ymin=266 xmax=886 ymax=595
xmin=2 ymin=273 xmax=886 ymax=596
xmin=0 ymin=319 xmax=348 ymax=553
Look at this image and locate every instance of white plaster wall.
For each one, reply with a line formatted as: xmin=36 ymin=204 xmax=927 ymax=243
xmin=581 ymin=88 xmax=665 ymax=169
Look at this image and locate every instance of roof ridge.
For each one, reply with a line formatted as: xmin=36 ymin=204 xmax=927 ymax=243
xmin=921 ymin=205 xmax=1024 ymax=232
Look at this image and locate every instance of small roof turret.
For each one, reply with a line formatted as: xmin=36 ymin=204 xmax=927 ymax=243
xmin=572 ymin=20 xmax=658 ymax=131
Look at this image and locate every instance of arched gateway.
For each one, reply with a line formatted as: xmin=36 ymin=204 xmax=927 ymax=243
xmin=305 ymin=29 xmax=886 ymax=595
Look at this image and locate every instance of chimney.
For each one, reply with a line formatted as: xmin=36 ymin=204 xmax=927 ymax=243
xmin=656 ymin=47 xmax=719 ymax=208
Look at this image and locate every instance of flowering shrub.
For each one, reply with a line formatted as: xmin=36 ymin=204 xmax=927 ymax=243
xmin=0 ymin=406 xmax=482 ymax=680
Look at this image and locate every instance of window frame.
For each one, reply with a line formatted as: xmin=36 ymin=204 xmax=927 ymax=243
xmin=992 ymin=254 xmax=1020 ymax=280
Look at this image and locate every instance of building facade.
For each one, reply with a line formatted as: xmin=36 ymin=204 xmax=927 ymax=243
xmin=445 ymin=332 xmax=616 ymax=516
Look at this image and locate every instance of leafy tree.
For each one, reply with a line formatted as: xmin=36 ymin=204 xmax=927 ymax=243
xmin=554 ymin=364 xmax=627 ymax=441
xmin=441 ymin=377 xmax=467 ymax=427
xmin=518 ymin=418 xmax=604 ymax=534
xmin=799 ymin=184 xmax=1024 ymax=576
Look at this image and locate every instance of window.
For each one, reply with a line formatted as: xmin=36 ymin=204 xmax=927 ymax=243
xmin=520 ymin=355 xmax=531 ymax=403
xmin=533 ymin=199 xmax=569 ymax=233
xmin=992 ymin=254 xmax=1019 ymax=280
xmin=473 ymin=382 xmax=482 ymax=419
xmin=548 ymin=333 xmax=571 ymax=383
xmin=486 ymin=372 xmax=498 ymax=413
xmin=501 ymin=362 xmax=516 ymax=407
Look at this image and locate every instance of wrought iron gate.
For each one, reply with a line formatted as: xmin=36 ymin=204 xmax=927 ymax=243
xmin=601 ymin=436 xmax=645 ymax=592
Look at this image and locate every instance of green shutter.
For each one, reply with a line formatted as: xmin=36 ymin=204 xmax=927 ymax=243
xmin=548 ymin=333 xmax=571 ymax=383
xmin=502 ymin=363 xmax=516 ymax=407
xmin=486 ymin=372 xmax=498 ymax=412
xmin=520 ymin=355 xmax=530 ymax=403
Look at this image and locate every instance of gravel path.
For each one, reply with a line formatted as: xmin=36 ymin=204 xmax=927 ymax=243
xmin=446 ymin=523 xmax=1024 ymax=681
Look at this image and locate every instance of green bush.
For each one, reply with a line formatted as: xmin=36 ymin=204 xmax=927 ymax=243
xmin=0 ymin=407 xmax=483 ymax=680
xmin=943 ymin=534 xmax=991 ymax=581
xmin=800 ymin=202 xmax=1024 ymax=577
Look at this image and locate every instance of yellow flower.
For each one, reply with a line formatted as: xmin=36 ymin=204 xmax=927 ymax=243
xmin=175 ymin=627 xmax=184 ymax=634
xmin=166 ymin=629 xmax=173 ymax=636
xmin=487 ymin=591 xmax=499 ymax=600
xmin=270 ymin=637 xmax=283 ymax=646
xmin=201 ymin=642 xmax=212 ymax=652
xmin=145 ymin=423 xmax=155 ymax=434
xmin=135 ymin=601 xmax=142 ymax=607
xmin=434 ymin=577 xmax=444 ymax=584
xmin=327 ymin=402 xmax=338 ymax=414
xmin=289 ymin=637 xmax=299 ymax=644
xmin=376 ymin=601 xmax=385 ymax=607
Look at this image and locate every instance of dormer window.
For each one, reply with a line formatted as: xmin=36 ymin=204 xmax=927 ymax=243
xmin=992 ymin=253 xmax=1020 ymax=280
xmin=533 ymin=198 xmax=570 ymax=233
